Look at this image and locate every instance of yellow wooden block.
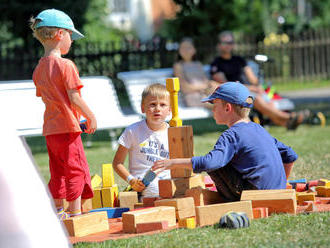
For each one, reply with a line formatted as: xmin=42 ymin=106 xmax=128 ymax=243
xmin=296 ymin=192 xmax=315 ymax=205
xmin=92 ymin=188 xmax=102 ymax=209
xmin=178 ymin=217 xmax=196 ymax=229
xmin=91 ymin=174 xmax=102 ymax=189
xmin=102 ymin=163 xmax=115 ymax=187
xmin=317 ymin=179 xmax=330 ymax=187
xmin=63 ymin=212 xmax=109 ymax=237
xmin=166 ymin=77 xmax=182 ymax=127
xmin=102 ymin=185 xmax=119 ymax=207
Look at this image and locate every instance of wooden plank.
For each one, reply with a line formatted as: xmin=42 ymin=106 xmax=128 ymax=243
xmin=63 ymin=212 xmax=109 ymax=237
xmin=119 ymin=191 xmax=138 ymax=210
xmin=101 ymin=185 xmax=118 ymax=208
xmin=102 ymin=163 xmax=115 ymax=187
xmin=122 ymin=206 xmax=176 ymax=233
xmin=196 ymin=201 xmax=253 ymax=227
xmin=154 ymin=197 xmax=195 ymax=220
xmin=92 ymin=188 xmax=102 ymax=209
xmin=91 ymin=174 xmax=102 ymax=189
xmin=240 ymin=189 xmax=297 ymax=214
xmin=185 ymin=186 xmax=223 ymax=206
xmin=158 ymin=174 xmax=204 ymax=198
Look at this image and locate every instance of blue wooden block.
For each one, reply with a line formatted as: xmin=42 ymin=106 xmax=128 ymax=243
xmin=89 ymin=207 xmax=129 ymax=218
xmin=288 ymin=178 xmax=307 ymax=184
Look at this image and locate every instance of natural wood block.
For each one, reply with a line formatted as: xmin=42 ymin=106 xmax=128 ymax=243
xmin=122 ymin=206 xmax=176 ymax=233
xmin=171 ymin=168 xmax=195 ymax=178
xmin=154 ymin=197 xmax=195 ymax=220
xmin=119 ymin=192 xmax=138 ymax=210
xmin=196 ymin=201 xmax=253 ymax=227
xmin=253 ymin=207 xmax=269 ymax=219
xmin=134 ymin=203 xmax=144 ymax=209
xmin=185 ymin=186 xmax=223 ymax=206
xmin=82 ymin=198 xmax=93 ymax=213
xmin=296 ymin=192 xmax=315 ymax=205
xmin=91 ymin=174 xmax=102 ymax=189
xmin=92 ymin=188 xmax=102 ymax=209
xmin=136 ymin=221 xmax=169 ymax=233
xmin=142 ymin=197 xmax=161 ymax=207
xmin=178 ymin=217 xmax=196 ymax=229
xmin=319 ymin=197 xmax=330 ymax=204
xmin=316 ymin=186 xmax=330 ymax=197
xmin=102 ymin=185 xmax=118 ymax=207
xmin=241 ymin=189 xmax=297 ymax=214
xmin=102 ymin=163 xmax=115 ymax=187
xmin=305 ymin=201 xmax=317 ymax=212
xmin=63 ymin=212 xmax=109 ymax=237
xmin=159 ymin=175 xmax=205 ymax=198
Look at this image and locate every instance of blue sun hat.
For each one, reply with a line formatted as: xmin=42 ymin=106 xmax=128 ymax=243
xmin=35 ymin=9 xmax=84 ymax=40
xmin=201 ymin=82 xmax=254 ymax=108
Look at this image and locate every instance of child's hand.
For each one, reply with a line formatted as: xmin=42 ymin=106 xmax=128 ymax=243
xmin=129 ymin=178 xmax=145 ymax=192
xmin=152 ymin=159 xmax=172 ymax=173
xmin=86 ymin=117 xmax=97 ymax=134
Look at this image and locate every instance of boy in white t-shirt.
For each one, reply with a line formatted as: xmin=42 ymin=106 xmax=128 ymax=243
xmin=113 ymin=83 xmax=171 ymax=198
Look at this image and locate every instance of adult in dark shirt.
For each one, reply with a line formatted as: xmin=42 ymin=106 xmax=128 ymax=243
xmin=210 ymin=31 xmax=309 ymax=130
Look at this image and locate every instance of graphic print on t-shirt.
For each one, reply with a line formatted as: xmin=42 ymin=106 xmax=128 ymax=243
xmin=139 ymin=140 xmax=169 ymax=163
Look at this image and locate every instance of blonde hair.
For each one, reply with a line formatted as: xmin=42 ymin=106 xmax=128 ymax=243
xmin=220 ymin=99 xmax=251 ymax=118
xmin=141 ymin=83 xmax=170 ymax=105
xmin=29 ymin=17 xmax=59 ymax=42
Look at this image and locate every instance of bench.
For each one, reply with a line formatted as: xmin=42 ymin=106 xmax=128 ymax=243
xmin=0 ymin=76 xmax=141 ymax=138
xmin=117 ymin=66 xmax=213 ymax=121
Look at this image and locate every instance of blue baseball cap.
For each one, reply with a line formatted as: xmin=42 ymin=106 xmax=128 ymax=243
xmin=201 ymin=82 xmax=254 ymax=108
xmin=35 ymin=9 xmax=84 ymax=40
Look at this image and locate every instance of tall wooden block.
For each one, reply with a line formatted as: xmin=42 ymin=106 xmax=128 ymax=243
xmin=158 ymin=174 xmax=205 ymax=198
xmin=122 ymin=206 xmax=176 ymax=233
xmin=196 ymin=201 xmax=253 ymax=227
xmin=241 ymin=189 xmax=297 ymax=214
xmin=119 ymin=191 xmax=138 ymax=210
xmin=154 ymin=197 xmax=196 ymax=220
xmin=92 ymin=188 xmax=103 ymax=209
xmin=102 ymin=163 xmax=115 ymax=187
xmin=102 ymin=185 xmax=118 ymax=207
xmin=168 ymin=126 xmax=194 ymax=178
xmin=91 ymin=174 xmax=102 ymax=189
xmin=63 ymin=212 xmax=109 ymax=237
xmin=185 ymin=187 xmax=223 ymax=206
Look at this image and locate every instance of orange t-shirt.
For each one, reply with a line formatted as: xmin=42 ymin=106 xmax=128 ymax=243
xmin=33 ymin=56 xmax=83 ymax=136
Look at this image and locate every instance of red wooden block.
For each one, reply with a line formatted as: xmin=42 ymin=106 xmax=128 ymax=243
xmin=295 ymin=183 xmax=307 ymax=192
xmin=319 ymin=198 xmax=330 ymax=204
xmin=135 ymin=221 xmax=169 ymax=233
xmin=308 ymin=180 xmax=319 ymax=187
xmin=252 ymin=207 xmax=269 ymax=219
xmin=142 ymin=197 xmax=161 ymax=207
xmin=204 ymin=175 xmax=215 ymax=187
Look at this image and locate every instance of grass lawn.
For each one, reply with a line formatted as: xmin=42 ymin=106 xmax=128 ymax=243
xmin=27 ymin=119 xmax=330 ymax=248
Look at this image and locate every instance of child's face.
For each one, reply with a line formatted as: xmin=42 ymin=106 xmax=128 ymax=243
xmin=212 ymin=99 xmax=228 ymax=125
xmin=179 ymin=41 xmax=196 ymax=62
xmin=141 ymin=95 xmax=171 ymax=129
xmin=59 ymin=29 xmax=73 ymax=55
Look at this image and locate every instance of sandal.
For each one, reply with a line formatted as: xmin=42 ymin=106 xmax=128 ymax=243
xmin=286 ymin=110 xmax=311 ymax=130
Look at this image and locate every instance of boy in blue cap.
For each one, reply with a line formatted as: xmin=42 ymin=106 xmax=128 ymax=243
xmin=30 ymin=9 xmax=97 ymax=219
xmin=153 ymin=82 xmax=298 ymax=202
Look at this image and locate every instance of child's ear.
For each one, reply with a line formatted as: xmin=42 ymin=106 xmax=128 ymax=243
xmin=55 ymin=29 xmax=64 ymax=40
xmin=225 ymin=103 xmax=232 ymax=112
xmin=141 ymin=103 xmax=145 ymax=113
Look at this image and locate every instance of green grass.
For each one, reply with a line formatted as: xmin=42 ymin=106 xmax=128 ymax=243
xmin=27 ymin=121 xmax=330 ymax=248
xmin=271 ymin=79 xmax=330 ymax=93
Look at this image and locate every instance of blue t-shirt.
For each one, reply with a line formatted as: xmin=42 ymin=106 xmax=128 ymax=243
xmin=191 ymin=122 xmax=298 ymax=189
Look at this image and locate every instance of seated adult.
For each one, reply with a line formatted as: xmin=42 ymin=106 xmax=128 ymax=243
xmin=210 ymin=31 xmax=309 ymax=129
xmin=173 ymin=37 xmax=218 ymax=108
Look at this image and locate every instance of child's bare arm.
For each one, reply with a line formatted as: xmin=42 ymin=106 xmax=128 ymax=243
xmin=283 ymin=162 xmax=294 ymax=180
xmin=152 ymin=158 xmax=192 ymax=173
xmin=113 ymin=144 xmax=145 ymax=192
xmin=67 ymin=89 xmax=97 ymax=134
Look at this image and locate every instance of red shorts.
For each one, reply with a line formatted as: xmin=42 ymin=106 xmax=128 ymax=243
xmin=46 ymin=132 xmax=93 ymax=201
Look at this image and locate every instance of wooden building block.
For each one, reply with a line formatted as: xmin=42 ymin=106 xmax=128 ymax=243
xmin=90 ymin=207 xmax=129 ymax=218
xmin=136 ymin=221 xmax=169 ymax=233
xmin=166 ymin=77 xmax=182 ymax=127
xmin=178 ymin=217 xmax=196 ymax=229
xmin=102 ymin=185 xmax=118 ymax=207
xmin=92 ymin=188 xmax=102 ymax=209
xmin=171 ymin=168 xmax=195 ymax=178
xmin=122 ymin=206 xmax=176 ymax=233
xmin=119 ymin=191 xmax=138 ymax=210
xmin=185 ymin=186 xmax=223 ymax=206
xmin=305 ymin=201 xmax=317 ymax=212
xmin=102 ymin=163 xmax=115 ymax=187
xmin=252 ymin=207 xmax=269 ymax=219
xmin=91 ymin=174 xmax=102 ymax=189
xmin=154 ymin=197 xmax=195 ymax=220
xmin=159 ymin=174 xmax=204 ymax=198
xmin=142 ymin=197 xmax=161 ymax=207
xmin=316 ymin=186 xmax=330 ymax=197
xmin=196 ymin=201 xmax=253 ymax=227
xmin=204 ymin=175 xmax=215 ymax=187
xmin=82 ymin=199 xmax=93 ymax=213
xmin=286 ymin=183 xmax=293 ymax=189
xmin=241 ymin=189 xmax=297 ymax=214
xmin=317 ymin=179 xmax=330 ymax=187
xmin=134 ymin=203 xmax=144 ymax=209
xmin=296 ymin=192 xmax=315 ymax=205
xmin=319 ymin=197 xmax=330 ymax=204
xmin=63 ymin=212 xmax=109 ymax=237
